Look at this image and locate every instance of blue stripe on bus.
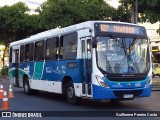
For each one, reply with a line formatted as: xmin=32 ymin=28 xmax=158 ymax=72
xmin=10 ymin=59 xmax=83 ymax=83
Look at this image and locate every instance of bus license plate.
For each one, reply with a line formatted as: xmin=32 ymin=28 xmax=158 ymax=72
xmin=123 ymin=94 xmax=133 ymax=98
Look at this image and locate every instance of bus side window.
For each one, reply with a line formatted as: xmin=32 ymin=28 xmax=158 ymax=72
xmin=35 ymin=40 xmax=45 ymax=61
xmin=24 ymin=44 xmax=29 ymax=61
xmin=61 ymin=32 xmax=77 ymax=59
xmin=29 ymin=43 xmax=34 ymax=61
xmin=24 ymin=43 xmax=33 ymax=61
xmin=20 ymin=45 xmax=24 ymax=62
xmin=46 ymin=37 xmax=58 ymax=60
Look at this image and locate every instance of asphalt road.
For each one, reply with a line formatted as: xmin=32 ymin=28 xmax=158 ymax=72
xmin=152 ymin=76 xmax=160 ymax=90
xmin=0 ymin=78 xmax=160 ymax=120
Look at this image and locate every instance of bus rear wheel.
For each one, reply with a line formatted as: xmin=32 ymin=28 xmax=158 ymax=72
xmin=66 ymin=81 xmax=80 ymax=104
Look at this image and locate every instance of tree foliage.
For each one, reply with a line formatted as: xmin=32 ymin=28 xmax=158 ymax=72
xmin=112 ymin=3 xmax=131 ymax=22
xmin=0 ymin=2 xmax=29 ymax=46
xmin=1 ymin=0 xmax=159 ymax=47
xmin=0 ymin=2 xmax=44 ymax=46
xmin=0 ymin=0 xmax=116 ymax=46
xmin=0 ymin=2 xmax=46 ymax=67
xmin=120 ymin=0 xmax=160 ymax=23
xmin=36 ymin=0 xmax=115 ymax=29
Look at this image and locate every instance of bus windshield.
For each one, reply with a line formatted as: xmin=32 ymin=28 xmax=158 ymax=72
xmin=96 ymin=36 xmax=150 ymax=74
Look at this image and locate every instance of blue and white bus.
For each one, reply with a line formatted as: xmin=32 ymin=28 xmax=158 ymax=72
xmin=9 ymin=21 xmax=152 ymax=104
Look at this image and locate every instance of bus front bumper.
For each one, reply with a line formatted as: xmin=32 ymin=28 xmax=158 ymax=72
xmin=92 ymin=84 xmax=152 ymax=100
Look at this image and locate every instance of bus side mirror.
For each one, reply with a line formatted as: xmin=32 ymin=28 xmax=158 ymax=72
xmin=92 ymin=37 xmax=97 ymax=48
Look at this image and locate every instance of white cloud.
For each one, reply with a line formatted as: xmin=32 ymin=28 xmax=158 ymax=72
xmin=0 ymin=0 xmax=46 ymax=14
xmin=105 ymin=0 xmax=120 ymax=8
xmin=0 ymin=0 xmax=24 ymax=6
xmin=0 ymin=0 xmax=46 ymax=7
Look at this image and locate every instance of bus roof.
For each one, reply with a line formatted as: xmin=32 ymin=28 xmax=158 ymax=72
xmin=10 ymin=21 xmax=144 ymax=47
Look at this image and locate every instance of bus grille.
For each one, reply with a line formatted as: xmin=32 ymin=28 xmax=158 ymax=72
xmin=107 ymin=76 xmax=146 ymax=82
xmin=113 ymin=90 xmax=143 ymax=98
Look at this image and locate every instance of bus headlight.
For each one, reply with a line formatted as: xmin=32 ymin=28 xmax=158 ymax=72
xmin=145 ymin=76 xmax=152 ymax=87
xmin=95 ymin=75 xmax=110 ymax=88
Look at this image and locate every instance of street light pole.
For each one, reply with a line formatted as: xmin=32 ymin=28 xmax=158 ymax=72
xmin=135 ymin=0 xmax=138 ymax=24
xmin=131 ymin=0 xmax=135 ymax=23
xmin=131 ymin=0 xmax=138 ymax=24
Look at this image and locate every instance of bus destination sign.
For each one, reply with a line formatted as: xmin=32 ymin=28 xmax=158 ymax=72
xmin=100 ymin=24 xmax=136 ymax=34
xmin=95 ymin=23 xmax=146 ymax=35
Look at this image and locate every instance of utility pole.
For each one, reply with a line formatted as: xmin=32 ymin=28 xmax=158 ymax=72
xmin=135 ymin=0 xmax=138 ymax=24
xmin=131 ymin=0 xmax=138 ymax=24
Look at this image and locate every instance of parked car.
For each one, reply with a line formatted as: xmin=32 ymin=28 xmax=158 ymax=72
xmin=152 ymin=63 xmax=160 ymax=77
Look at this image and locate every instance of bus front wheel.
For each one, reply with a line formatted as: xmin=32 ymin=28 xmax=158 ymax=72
xmin=23 ymin=77 xmax=39 ymax=95
xmin=66 ymin=81 xmax=80 ymax=104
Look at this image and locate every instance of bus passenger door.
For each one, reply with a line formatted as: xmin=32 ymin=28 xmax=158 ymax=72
xmin=14 ymin=49 xmax=19 ymax=87
xmin=81 ymin=38 xmax=92 ymax=97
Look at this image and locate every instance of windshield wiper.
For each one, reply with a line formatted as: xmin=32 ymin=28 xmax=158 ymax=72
xmin=121 ymin=39 xmax=127 ymax=55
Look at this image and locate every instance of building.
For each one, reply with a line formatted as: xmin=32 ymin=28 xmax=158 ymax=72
xmin=139 ymin=22 xmax=160 ymax=42
xmin=139 ymin=22 xmax=160 ymax=64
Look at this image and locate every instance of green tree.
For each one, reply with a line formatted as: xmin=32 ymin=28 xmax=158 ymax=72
xmin=0 ymin=2 xmax=29 ymax=46
xmin=0 ymin=2 xmax=44 ymax=46
xmin=120 ymin=0 xmax=160 ymax=23
xmin=36 ymin=0 xmax=115 ymax=29
xmin=112 ymin=2 xmax=131 ymax=22
xmin=0 ymin=2 xmax=29 ymax=66
xmin=0 ymin=2 xmax=46 ymax=67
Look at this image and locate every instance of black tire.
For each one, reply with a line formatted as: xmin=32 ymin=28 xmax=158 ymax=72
xmin=23 ymin=77 xmax=39 ymax=95
xmin=66 ymin=81 xmax=80 ymax=104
